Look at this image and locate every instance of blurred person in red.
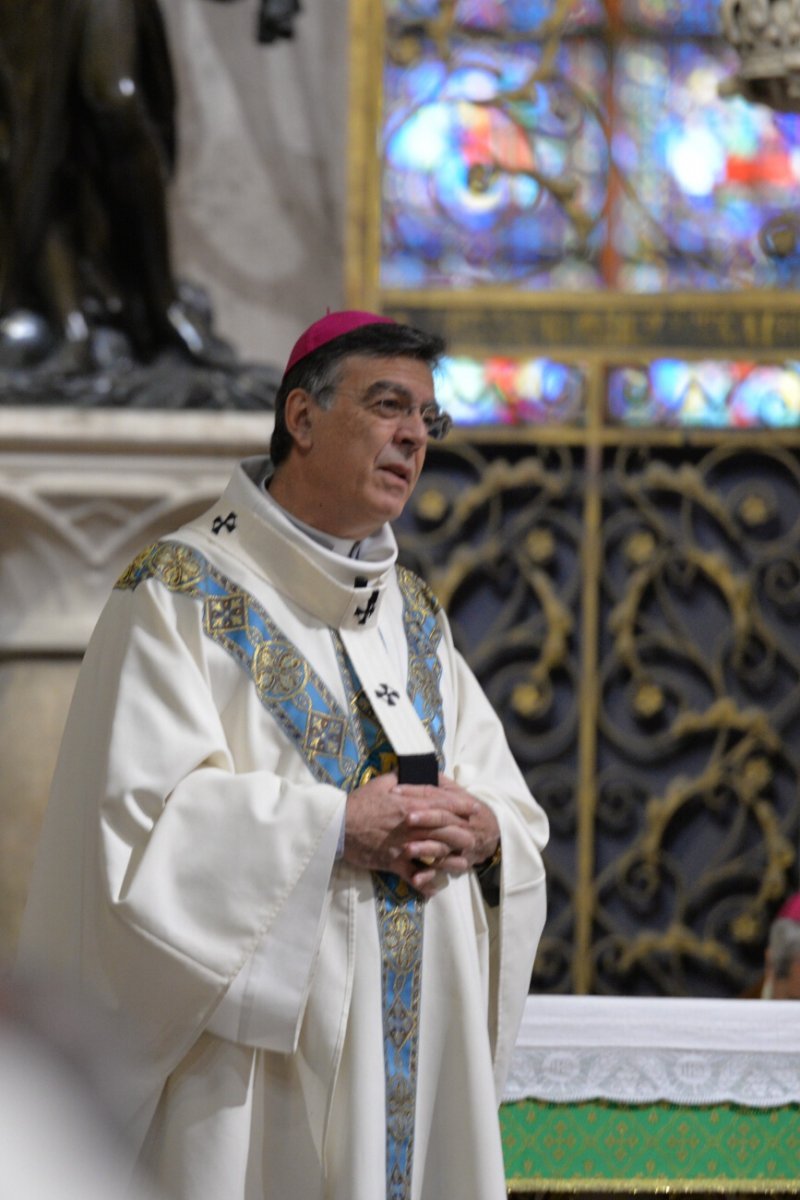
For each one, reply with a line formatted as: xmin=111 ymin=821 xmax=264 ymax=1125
xmin=761 ymin=892 xmax=800 ymax=1000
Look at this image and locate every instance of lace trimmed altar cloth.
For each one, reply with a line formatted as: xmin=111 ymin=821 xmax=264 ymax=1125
xmin=504 ymin=995 xmax=800 ymax=1108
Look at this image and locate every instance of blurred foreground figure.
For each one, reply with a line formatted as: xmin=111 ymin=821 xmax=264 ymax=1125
xmin=18 ymin=311 xmax=549 ymax=1200
xmin=762 ymin=893 xmax=800 ymax=999
xmin=0 ymin=0 xmax=226 ymax=369
xmin=0 ymin=973 xmax=165 ymax=1200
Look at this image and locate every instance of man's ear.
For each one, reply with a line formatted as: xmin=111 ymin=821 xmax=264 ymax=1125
xmin=283 ymin=388 xmax=315 ymax=450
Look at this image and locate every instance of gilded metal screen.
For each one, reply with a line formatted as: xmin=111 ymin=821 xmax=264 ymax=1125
xmin=348 ymin=0 xmax=800 ymax=996
xmin=394 ymin=427 xmax=800 ymax=996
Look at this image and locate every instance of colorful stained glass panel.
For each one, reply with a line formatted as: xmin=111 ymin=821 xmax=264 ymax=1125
xmin=436 ymin=355 xmax=588 ymax=424
xmin=613 ymin=41 xmax=800 ymax=290
xmin=382 ymin=38 xmax=609 ymax=288
xmin=381 ymin=2 xmax=800 ymax=292
xmin=386 ymin=0 xmax=606 ymax=33
xmin=608 ymin=360 xmax=800 ymax=427
xmin=453 ymin=0 xmax=606 ymax=34
xmin=385 ymin=0 xmax=442 ymax=19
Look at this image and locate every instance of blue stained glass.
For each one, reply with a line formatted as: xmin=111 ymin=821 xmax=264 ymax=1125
xmin=379 ymin=1 xmax=800 ymax=295
xmin=454 ymin=0 xmax=607 ymax=32
xmin=387 ymin=0 xmax=607 ymax=32
xmin=613 ymin=40 xmax=800 ymax=289
xmin=386 ymin=0 xmax=442 ymax=19
xmin=730 ymin=364 xmax=800 ymax=426
xmin=381 ymin=38 xmax=609 ymax=288
xmin=437 ymin=356 xmax=587 ymax=424
xmin=608 ymin=361 xmax=800 ymax=427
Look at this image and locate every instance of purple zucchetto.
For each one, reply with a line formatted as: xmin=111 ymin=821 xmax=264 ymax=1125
xmin=283 ymin=310 xmax=396 ymax=376
xmin=776 ymin=892 xmax=800 ymax=923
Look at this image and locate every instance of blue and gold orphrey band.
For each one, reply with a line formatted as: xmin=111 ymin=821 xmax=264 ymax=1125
xmin=334 ymin=637 xmax=441 ymax=1200
xmin=116 ymin=539 xmax=446 ymax=1199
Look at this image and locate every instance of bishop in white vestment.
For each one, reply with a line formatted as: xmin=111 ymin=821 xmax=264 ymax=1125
xmin=18 ymin=312 xmax=549 ymax=1200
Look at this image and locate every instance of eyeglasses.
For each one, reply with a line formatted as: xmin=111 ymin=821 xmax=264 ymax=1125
xmin=315 ymin=383 xmax=453 ymax=440
xmin=362 ymin=394 xmax=452 ymax=440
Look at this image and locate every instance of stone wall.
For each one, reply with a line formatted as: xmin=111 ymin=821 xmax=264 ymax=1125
xmin=0 ymin=410 xmax=269 ymax=960
xmin=165 ymin=0 xmax=349 ymax=368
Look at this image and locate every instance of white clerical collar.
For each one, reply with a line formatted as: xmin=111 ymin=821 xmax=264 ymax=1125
xmin=259 ymin=467 xmax=379 ymax=561
xmin=183 ymin=457 xmax=399 ymax=629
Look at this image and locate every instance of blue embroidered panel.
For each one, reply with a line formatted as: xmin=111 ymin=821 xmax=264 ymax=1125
xmin=332 ymin=628 xmax=441 ymax=1199
xmin=116 ymin=539 xmax=446 ymax=1200
xmin=397 ymin=564 xmax=446 ymax=765
xmin=116 ymin=540 xmax=367 ymax=789
xmin=375 ymin=874 xmax=425 ymax=1200
xmin=117 ymin=542 xmax=445 ymax=788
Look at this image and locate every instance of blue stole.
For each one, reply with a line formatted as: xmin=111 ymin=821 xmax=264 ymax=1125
xmin=116 ymin=539 xmax=446 ymax=1199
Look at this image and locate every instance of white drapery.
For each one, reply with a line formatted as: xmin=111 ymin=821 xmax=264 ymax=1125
xmin=505 ymin=994 xmax=800 ymax=1108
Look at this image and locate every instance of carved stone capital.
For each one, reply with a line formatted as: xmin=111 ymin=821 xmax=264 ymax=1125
xmin=0 ymin=408 xmax=270 ymax=654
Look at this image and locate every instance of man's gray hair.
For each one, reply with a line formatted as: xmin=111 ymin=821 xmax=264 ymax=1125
xmin=768 ymin=917 xmax=800 ymax=978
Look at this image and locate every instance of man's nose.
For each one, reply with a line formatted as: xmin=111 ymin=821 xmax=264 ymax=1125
xmin=394 ymin=406 xmax=429 ymax=443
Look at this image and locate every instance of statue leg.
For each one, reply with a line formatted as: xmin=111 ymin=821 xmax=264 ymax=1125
xmin=78 ymin=0 xmax=226 ymax=361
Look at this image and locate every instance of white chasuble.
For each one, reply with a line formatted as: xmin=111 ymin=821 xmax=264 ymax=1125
xmin=17 ymin=456 xmax=549 ymax=1200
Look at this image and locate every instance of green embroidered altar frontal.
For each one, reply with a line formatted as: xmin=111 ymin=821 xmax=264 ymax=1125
xmin=500 ymin=1099 xmax=800 ymax=1192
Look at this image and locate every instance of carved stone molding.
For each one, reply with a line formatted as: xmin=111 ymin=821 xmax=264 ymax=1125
xmin=0 ymin=408 xmax=271 ymax=655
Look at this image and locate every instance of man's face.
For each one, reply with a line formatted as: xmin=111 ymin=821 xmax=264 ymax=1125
xmin=296 ymin=355 xmax=435 ymax=539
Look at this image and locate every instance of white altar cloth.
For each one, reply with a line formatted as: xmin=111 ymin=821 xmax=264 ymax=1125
xmin=504 ymin=995 xmax=800 ymax=1108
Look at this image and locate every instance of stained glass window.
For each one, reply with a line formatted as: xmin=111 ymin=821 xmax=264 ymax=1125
xmin=434 ymin=356 xmax=800 ymax=428
xmin=386 ymin=0 xmax=607 ymax=32
xmin=380 ymin=0 xmax=800 ymax=292
xmin=437 ymin=355 xmax=588 ymax=424
xmin=362 ymin=0 xmax=800 ymax=1006
xmin=382 ymin=38 xmax=609 ymax=288
xmin=613 ymin=44 xmax=800 ymax=290
xmin=608 ymin=361 xmax=800 ymax=427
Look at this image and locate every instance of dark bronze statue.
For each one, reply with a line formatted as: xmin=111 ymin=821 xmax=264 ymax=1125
xmin=0 ymin=0 xmax=291 ymax=407
xmin=210 ymin=0 xmax=302 ymax=45
xmin=0 ymin=0 xmax=226 ymax=368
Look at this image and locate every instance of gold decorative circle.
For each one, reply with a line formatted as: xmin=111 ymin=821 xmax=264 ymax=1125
xmin=738 ymin=493 xmax=770 ymax=527
xmin=513 ymin=681 xmax=545 ymax=717
xmin=633 ymin=681 xmax=664 ymax=718
xmin=416 ymin=488 xmax=448 ymax=522
xmin=760 ymin=213 xmax=800 ymax=258
xmin=731 ymin=912 xmax=760 ymax=943
xmin=526 ymin=528 xmax=555 ymax=564
xmin=252 ymin=642 xmax=308 ymax=699
xmin=743 ymin=755 xmax=772 ymax=789
xmin=467 ymin=163 xmax=497 ymax=194
xmin=625 ymin=530 xmax=657 ymax=566
xmin=152 ymin=544 xmax=203 ymax=591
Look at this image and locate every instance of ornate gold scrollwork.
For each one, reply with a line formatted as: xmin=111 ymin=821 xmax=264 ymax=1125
xmin=397 ymin=437 xmax=800 ymax=996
